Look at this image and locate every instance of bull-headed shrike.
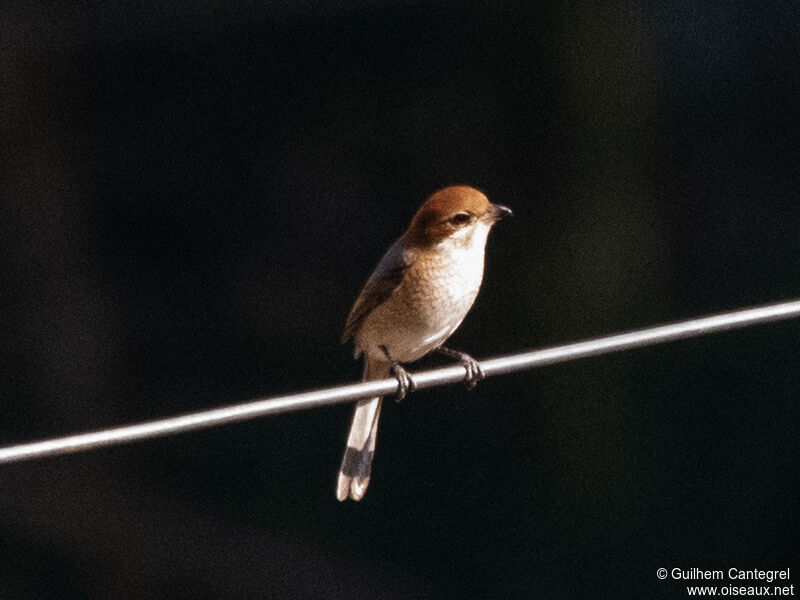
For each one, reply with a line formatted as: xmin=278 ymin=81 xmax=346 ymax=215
xmin=337 ymin=185 xmax=511 ymax=501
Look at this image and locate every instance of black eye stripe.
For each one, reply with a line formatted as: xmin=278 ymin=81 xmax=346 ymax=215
xmin=449 ymin=213 xmax=471 ymax=225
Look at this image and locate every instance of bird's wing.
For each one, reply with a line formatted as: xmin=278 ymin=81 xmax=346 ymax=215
xmin=342 ymin=237 xmax=410 ymax=343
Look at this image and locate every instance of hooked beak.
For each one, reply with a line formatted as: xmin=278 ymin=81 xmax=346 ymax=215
xmin=486 ymin=203 xmax=513 ymax=222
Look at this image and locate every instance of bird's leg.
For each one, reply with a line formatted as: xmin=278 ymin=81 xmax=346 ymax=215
xmin=436 ymin=346 xmax=485 ymax=390
xmin=380 ymin=346 xmax=416 ymax=402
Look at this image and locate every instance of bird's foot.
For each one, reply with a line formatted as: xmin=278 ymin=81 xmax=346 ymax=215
xmin=437 ymin=347 xmax=485 ymax=390
xmin=381 ymin=346 xmax=416 ymax=402
xmin=390 ymin=362 xmax=416 ymax=402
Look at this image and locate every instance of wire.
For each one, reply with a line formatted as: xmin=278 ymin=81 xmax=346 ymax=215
xmin=1 ymin=299 xmax=798 ymax=465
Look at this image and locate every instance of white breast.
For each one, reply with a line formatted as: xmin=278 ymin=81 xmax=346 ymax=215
xmin=356 ymin=220 xmax=492 ymax=363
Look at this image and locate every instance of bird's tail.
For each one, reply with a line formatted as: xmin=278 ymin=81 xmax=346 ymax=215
xmin=336 ymin=357 xmax=389 ymax=501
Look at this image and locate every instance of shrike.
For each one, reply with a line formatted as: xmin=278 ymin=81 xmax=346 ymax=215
xmin=337 ymin=185 xmax=511 ymax=501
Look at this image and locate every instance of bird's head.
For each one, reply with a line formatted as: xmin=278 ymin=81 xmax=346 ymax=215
xmin=405 ymin=185 xmax=512 ymax=249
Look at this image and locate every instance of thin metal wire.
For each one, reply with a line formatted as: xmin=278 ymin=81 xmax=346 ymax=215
xmin=1 ymin=299 xmax=798 ymax=465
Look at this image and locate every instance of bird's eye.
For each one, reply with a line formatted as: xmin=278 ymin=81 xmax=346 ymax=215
xmin=449 ymin=213 xmax=472 ymax=226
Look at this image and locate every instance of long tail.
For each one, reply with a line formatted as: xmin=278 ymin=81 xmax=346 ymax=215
xmin=336 ymin=357 xmax=389 ymax=501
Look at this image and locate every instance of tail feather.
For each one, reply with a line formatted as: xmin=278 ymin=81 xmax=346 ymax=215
xmin=336 ymin=358 xmax=389 ymax=501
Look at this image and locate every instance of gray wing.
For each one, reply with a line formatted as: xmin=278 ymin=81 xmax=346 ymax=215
xmin=342 ymin=237 xmax=409 ymax=343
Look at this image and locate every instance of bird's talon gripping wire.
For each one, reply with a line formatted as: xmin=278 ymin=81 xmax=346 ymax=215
xmin=382 ymin=346 xmax=416 ymax=402
xmin=437 ymin=346 xmax=485 ymax=391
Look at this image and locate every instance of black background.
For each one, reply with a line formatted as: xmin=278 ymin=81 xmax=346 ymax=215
xmin=1 ymin=2 xmax=798 ymax=598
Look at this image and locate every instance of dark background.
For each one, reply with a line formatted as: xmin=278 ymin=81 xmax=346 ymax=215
xmin=1 ymin=2 xmax=798 ymax=598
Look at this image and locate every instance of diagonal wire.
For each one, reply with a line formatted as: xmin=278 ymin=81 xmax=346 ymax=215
xmin=0 ymin=299 xmax=798 ymax=465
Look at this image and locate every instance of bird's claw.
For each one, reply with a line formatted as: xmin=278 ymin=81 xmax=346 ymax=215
xmin=381 ymin=346 xmax=416 ymax=402
xmin=461 ymin=356 xmax=485 ymax=390
xmin=437 ymin=347 xmax=484 ymax=391
xmin=390 ymin=362 xmax=416 ymax=403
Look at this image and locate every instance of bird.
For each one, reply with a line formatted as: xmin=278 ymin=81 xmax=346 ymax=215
xmin=336 ymin=185 xmax=512 ymax=501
